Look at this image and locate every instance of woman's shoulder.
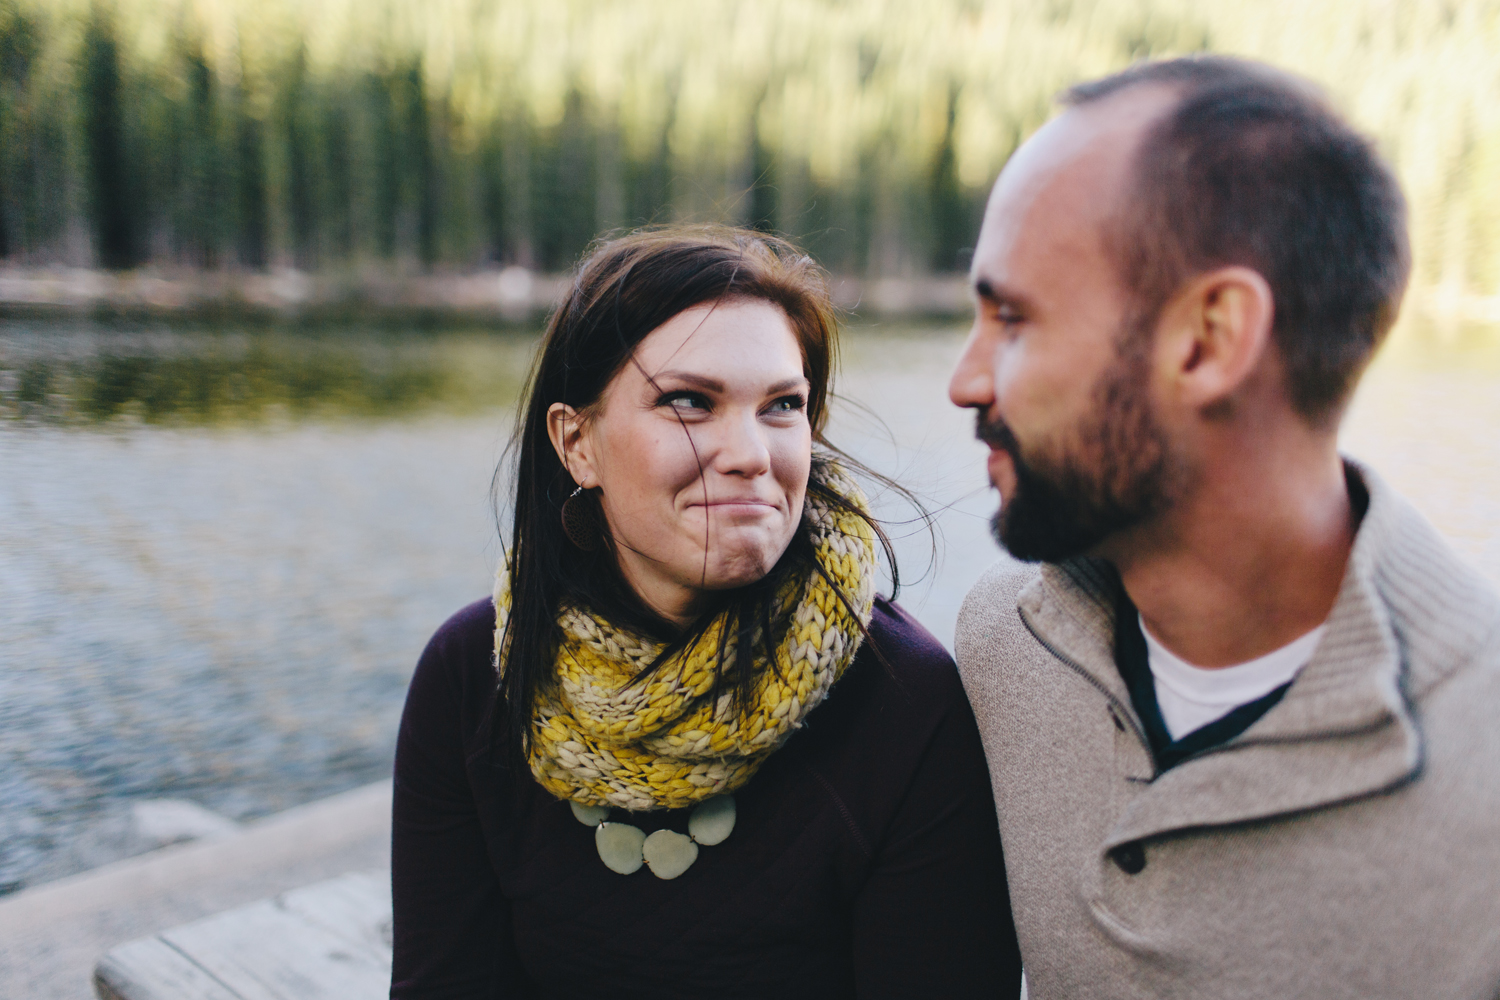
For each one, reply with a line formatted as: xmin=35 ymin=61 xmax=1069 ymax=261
xmin=816 ymin=596 xmax=972 ymax=742
xmin=773 ymin=596 xmax=986 ymax=841
xmin=865 ymin=597 xmax=954 ymax=670
xmin=432 ymin=595 xmax=498 ymax=647
xmin=408 ymin=594 xmax=966 ymax=723
xmin=408 ymin=597 xmax=499 ymax=699
xmin=860 ymin=596 xmax=964 ymax=700
xmin=396 ymin=599 xmax=500 ymax=782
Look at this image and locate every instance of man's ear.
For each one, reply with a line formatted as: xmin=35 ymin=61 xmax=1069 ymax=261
xmin=546 ymin=402 xmax=597 ymax=488
xmin=1154 ymin=266 xmax=1275 ymax=417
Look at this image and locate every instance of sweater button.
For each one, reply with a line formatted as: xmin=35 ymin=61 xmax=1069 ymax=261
xmin=1111 ymin=842 xmax=1146 ymax=875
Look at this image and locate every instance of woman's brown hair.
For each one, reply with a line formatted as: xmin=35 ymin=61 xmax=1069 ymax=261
xmin=491 ymin=225 xmax=903 ymax=769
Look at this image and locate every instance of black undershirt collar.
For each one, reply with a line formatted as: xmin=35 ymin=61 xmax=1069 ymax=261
xmin=1110 ymin=464 xmax=1366 ymax=774
xmin=1113 ymin=588 xmax=1292 ymax=775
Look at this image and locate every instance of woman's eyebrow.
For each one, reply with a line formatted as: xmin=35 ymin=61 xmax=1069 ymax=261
xmin=652 ymin=371 xmax=724 ymax=392
xmin=651 ymin=372 xmax=810 ymax=395
xmin=765 ymin=377 xmax=810 ymax=395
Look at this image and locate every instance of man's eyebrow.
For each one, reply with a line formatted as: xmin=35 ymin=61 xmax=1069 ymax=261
xmin=972 ymin=276 xmax=1033 ymax=313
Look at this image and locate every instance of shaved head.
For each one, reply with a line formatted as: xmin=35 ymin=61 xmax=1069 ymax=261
xmin=1065 ymin=57 xmax=1410 ymax=423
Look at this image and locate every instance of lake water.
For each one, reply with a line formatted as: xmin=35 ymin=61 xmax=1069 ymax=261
xmin=2 ymin=319 xmax=1497 ymax=894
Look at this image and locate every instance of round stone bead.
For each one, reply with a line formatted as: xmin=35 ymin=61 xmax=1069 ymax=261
xmin=642 ymin=829 xmax=699 ymax=879
xmin=687 ymin=796 xmax=736 ymax=846
xmin=595 ymin=822 xmax=646 ymax=875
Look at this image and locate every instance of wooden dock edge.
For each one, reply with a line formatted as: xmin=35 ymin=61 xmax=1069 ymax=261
xmin=0 ymin=781 xmax=392 ymax=1000
xmin=92 ymin=871 xmax=392 ymax=1000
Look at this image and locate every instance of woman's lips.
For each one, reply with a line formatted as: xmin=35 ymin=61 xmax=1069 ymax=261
xmin=693 ymin=500 xmax=780 ymax=517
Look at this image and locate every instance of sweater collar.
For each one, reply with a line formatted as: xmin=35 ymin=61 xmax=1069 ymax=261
xmin=1015 ymin=458 xmax=1500 ymax=845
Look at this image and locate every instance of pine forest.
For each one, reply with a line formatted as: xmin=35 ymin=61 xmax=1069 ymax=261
xmin=0 ymin=0 xmax=1495 ymax=302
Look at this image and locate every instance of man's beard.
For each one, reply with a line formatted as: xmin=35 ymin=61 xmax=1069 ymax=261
xmin=979 ymin=342 xmax=1177 ymax=563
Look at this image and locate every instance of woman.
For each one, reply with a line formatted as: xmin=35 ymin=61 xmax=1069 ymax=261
xmin=391 ymin=227 xmax=1022 ymax=999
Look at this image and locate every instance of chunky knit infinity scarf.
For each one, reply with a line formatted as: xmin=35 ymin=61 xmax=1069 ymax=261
xmin=493 ymin=467 xmax=878 ymax=812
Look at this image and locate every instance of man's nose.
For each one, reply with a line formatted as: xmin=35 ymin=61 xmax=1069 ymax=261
xmin=949 ymin=324 xmax=995 ymax=410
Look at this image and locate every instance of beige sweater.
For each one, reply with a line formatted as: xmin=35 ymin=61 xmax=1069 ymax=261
xmin=956 ymin=462 xmax=1500 ymax=999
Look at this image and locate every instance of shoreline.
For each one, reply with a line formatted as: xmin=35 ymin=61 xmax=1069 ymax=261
xmin=0 ymin=266 xmax=974 ymax=324
xmin=1 ymin=267 xmax=1496 ymax=337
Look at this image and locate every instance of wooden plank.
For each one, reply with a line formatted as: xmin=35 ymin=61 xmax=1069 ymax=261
xmin=93 ymin=936 xmax=243 ymax=1000
xmin=159 ymin=898 xmax=390 ymax=1000
xmin=93 ymin=871 xmax=393 ymax=1000
xmin=276 ymin=870 xmax=391 ymax=956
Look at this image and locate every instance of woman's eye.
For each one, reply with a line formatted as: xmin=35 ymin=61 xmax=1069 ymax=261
xmin=767 ymin=395 xmax=807 ymax=414
xmin=660 ymin=391 xmax=709 ymax=412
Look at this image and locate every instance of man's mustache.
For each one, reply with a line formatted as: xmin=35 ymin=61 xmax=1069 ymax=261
xmin=975 ymin=412 xmax=1020 ymax=457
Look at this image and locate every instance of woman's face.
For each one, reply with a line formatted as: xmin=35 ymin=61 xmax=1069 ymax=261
xmin=550 ymin=298 xmax=813 ymax=626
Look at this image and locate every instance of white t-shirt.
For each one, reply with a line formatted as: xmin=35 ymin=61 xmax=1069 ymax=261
xmin=1140 ymin=615 xmax=1327 ymax=742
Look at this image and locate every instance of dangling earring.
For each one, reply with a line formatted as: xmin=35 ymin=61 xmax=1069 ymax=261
xmin=561 ymin=486 xmax=602 ymax=552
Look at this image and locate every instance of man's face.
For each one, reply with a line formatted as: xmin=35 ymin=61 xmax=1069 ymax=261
xmin=948 ymin=91 xmax=1182 ymax=563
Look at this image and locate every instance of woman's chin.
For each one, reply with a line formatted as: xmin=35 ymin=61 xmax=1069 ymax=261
xmin=690 ymin=545 xmax=783 ymax=592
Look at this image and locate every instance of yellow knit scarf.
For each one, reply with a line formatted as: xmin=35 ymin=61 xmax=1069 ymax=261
xmin=493 ymin=467 xmax=878 ymax=812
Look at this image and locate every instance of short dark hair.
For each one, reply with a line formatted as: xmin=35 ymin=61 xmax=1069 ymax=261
xmin=1064 ymin=56 xmax=1411 ymax=423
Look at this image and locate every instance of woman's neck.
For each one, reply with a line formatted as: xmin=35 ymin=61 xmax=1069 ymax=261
xmin=613 ymin=555 xmax=700 ymax=632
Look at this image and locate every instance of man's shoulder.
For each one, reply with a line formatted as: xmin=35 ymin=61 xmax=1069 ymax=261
xmin=953 ymin=557 xmax=1048 ymax=674
xmin=958 ymin=557 xmax=1042 ymax=624
xmin=1352 ymin=462 xmax=1500 ymax=699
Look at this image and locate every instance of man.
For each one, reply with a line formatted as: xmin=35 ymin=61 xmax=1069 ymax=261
xmin=948 ymin=55 xmax=1500 ymax=998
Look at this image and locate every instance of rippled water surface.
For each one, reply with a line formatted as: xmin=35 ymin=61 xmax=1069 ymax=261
xmin=1 ymin=320 xmax=1497 ymax=894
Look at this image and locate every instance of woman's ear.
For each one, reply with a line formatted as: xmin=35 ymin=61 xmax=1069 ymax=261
xmin=1154 ymin=265 xmax=1276 ymax=418
xmin=546 ymin=403 xmax=597 ymax=488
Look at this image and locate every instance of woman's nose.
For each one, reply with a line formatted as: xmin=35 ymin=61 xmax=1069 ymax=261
xmin=711 ymin=410 xmax=772 ymax=477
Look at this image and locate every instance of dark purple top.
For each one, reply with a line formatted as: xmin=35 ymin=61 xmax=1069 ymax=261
xmin=391 ymin=596 xmax=1022 ymax=999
